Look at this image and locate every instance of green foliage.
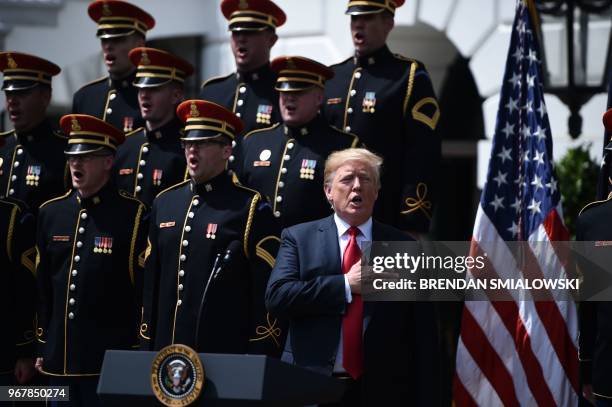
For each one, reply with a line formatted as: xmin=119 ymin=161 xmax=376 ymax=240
xmin=556 ymin=144 xmax=599 ymax=238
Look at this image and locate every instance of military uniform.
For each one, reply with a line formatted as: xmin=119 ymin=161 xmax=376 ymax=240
xmin=200 ymin=66 xmax=281 ymax=136
xmin=141 ymin=100 xmax=282 ymax=356
xmin=234 ymin=56 xmax=360 ymax=228
xmin=576 ymin=197 xmax=612 ymax=401
xmin=71 ymin=0 xmax=156 ymax=133
xmin=72 ymin=74 xmax=143 ymax=133
xmin=113 ymin=47 xmax=194 ymax=206
xmin=596 ymin=109 xmax=612 ymax=200
xmin=199 ymin=0 xmax=286 ymax=136
xmin=0 ymin=52 xmax=68 ymax=210
xmin=36 ymin=114 xmax=147 ymax=378
xmin=114 ymin=118 xmax=186 ymax=206
xmin=0 ymin=122 xmax=68 ymax=210
xmin=0 ymin=198 xmax=36 ymax=376
xmin=323 ymin=45 xmax=441 ymax=232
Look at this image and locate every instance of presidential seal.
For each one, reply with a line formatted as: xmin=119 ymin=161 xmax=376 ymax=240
xmin=151 ymin=344 xmax=205 ymax=406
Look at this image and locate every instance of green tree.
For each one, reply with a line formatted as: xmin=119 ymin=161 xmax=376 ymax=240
xmin=556 ymin=144 xmax=600 ymax=238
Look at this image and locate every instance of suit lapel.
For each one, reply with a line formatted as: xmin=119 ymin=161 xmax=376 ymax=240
xmin=319 ymin=215 xmax=342 ymax=276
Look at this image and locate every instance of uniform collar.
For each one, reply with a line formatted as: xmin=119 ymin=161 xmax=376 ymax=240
xmin=283 ymin=114 xmax=326 ymax=138
xmin=353 ymin=44 xmax=393 ymax=67
xmin=190 ymin=170 xmax=230 ymax=195
xmin=75 ymin=180 xmax=115 ymax=208
xmin=108 ymin=70 xmax=137 ymax=90
xmin=236 ymin=63 xmax=275 ymax=83
xmin=145 ymin=116 xmax=183 ymax=141
xmin=15 ymin=119 xmax=53 ymax=143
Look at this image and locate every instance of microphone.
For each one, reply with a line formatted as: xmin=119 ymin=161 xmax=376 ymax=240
xmin=214 ymin=240 xmax=243 ymax=279
xmin=194 ymin=240 xmax=242 ymax=349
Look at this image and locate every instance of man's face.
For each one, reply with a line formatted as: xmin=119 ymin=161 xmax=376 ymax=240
xmin=230 ymin=30 xmax=277 ymax=72
xmin=350 ymin=13 xmax=394 ymax=57
xmin=68 ymin=153 xmax=113 ymax=198
xmin=184 ymin=139 xmax=232 ymax=184
xmin=100 ymin=34 xmax=144 ymax=78
xmin=325 ymin=160 xmax=378 ymax=226
xmin=279 ymin=88 xmax=323 ymax=127
xmin=5 ymin=86 xmax=50 ymax=133
xmin=138 ymin=84 xmax=183 ymax=130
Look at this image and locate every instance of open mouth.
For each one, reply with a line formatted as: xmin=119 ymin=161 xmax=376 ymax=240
xmin=237 ymin=47 xmax=249 ymax=58
xmin=8 ymin=109 xmax=21 ymax=121
xmin=353 ymin=32 xmax=365 ymax=45
xmin=141 ymin=102 xmax=152 ymax=113
xmin=350 ymin=195 xmax=363 ymax=206
xmin=105 ymin=54 xmax=116 ymax=66
xmin=72 ymin=170 xmax=84 ymax=182
xmin=285 ymin=104 xmax=297 ymax=114
xmin=188 ymin=156 xmax=199 ymax=169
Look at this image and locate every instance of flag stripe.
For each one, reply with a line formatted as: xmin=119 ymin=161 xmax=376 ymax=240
xmin=470 ymin=235 xmax=555 ymax=405
xmin=459 ymin=303 xmax=521 ymax=405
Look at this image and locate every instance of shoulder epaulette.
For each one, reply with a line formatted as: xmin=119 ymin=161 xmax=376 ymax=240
xmin=39 ymin=190 xmax=72 ymax=209
xmin=201 ymin=73 xmax=233 ymax=89
xmin=125 ymin=127 xmax=145 ymax=138
xmin=52 ymin=130 xmax=68 ymax=140
xmin=0 ymin=128 xmax=15 ymax=138
xmin=242 ymin=122 xmax=280 ymax=140
xmin=329 ymin=125 xmax=360 ymax=148
xmin=329 ymin=56 xmax=353 ymax=68
xmin=155 ymin=179 xmax=190 ymax=200
xmin=579 ymin=195 xmax=612 ymax=216
xmin=77 ymin=75 xmax=108 ymax=91
xmin=231 ymin=176 xmax=262 ymax=199
xmin=118 ymin=190 xmax=147 ymax=207
xmin=393 ymin=53 xmax=419 ymax=65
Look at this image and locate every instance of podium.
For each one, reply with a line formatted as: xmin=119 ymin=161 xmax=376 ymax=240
xmin=97 ymin=350 xmax=345 ymax=406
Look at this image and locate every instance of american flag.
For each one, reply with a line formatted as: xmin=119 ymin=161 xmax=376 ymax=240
xmin=453 ymin=0 xmax=579 ymax=405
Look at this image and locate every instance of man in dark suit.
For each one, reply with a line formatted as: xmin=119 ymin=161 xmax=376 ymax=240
xmin=266 ymin=148 xmax=438 ymax=406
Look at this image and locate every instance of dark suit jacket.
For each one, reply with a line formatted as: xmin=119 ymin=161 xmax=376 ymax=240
xmin=266 ymin=215 xmax=439 ymax=406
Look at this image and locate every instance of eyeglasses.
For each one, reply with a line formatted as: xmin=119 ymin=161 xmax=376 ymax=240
xmin=181 ymin=140 xmax=228 ymax=150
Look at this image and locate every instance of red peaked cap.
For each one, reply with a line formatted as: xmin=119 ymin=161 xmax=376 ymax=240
xmin=0 ymin=52 xmax=60 ymax=91
xmin=128 ymin=47 xmax=194 ymax=87
xmin=271 ymin=56 xmax=334 ymax=91
xmin=604 ymin=108 xmax=612 ymax=133
xmin=60 ymin=114 xmax=125 ymax=155
xmin=88 ymin=0 xmax=155 ymax=38
xmin=221 ymin=0 xmax=286 ymax=30
xmin=177 ymin=100 xmax=244 ymax=141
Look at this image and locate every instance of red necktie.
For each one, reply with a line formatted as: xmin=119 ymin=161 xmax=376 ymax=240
xmin=342 ymin=226 xmax=363 ymax=379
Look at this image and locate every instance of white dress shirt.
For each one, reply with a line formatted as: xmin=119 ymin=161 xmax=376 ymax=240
xmin=332 ymin=214 xmax=372 ymax=373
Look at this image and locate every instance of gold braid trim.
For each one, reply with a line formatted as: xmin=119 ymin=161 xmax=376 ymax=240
xmin=21 ymin=247 xmax=36 ymax=276
xmin=129 ymin=204 xmax=145 ymax=285
xmin=243 ymin=194 xmax=260 ymax=258
xmin=255 ymin=235 xmax=281 ymax=268
xmin=400 ymin=182 xmax=432 ymax=219
xmin=7 ymin=205 xmax=18 ymax=262
xmin=402 ymin=61 xmax=418 ymax=117
xmin=249 ymin=313 xmax=281 ymax=347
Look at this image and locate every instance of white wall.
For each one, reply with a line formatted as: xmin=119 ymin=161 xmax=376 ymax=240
xmin=3 ymin=0 xmax=610 ymax=181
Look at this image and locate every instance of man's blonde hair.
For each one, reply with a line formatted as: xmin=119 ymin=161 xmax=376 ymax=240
xmin=324 ymin=148 xmax=383 ymax=189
